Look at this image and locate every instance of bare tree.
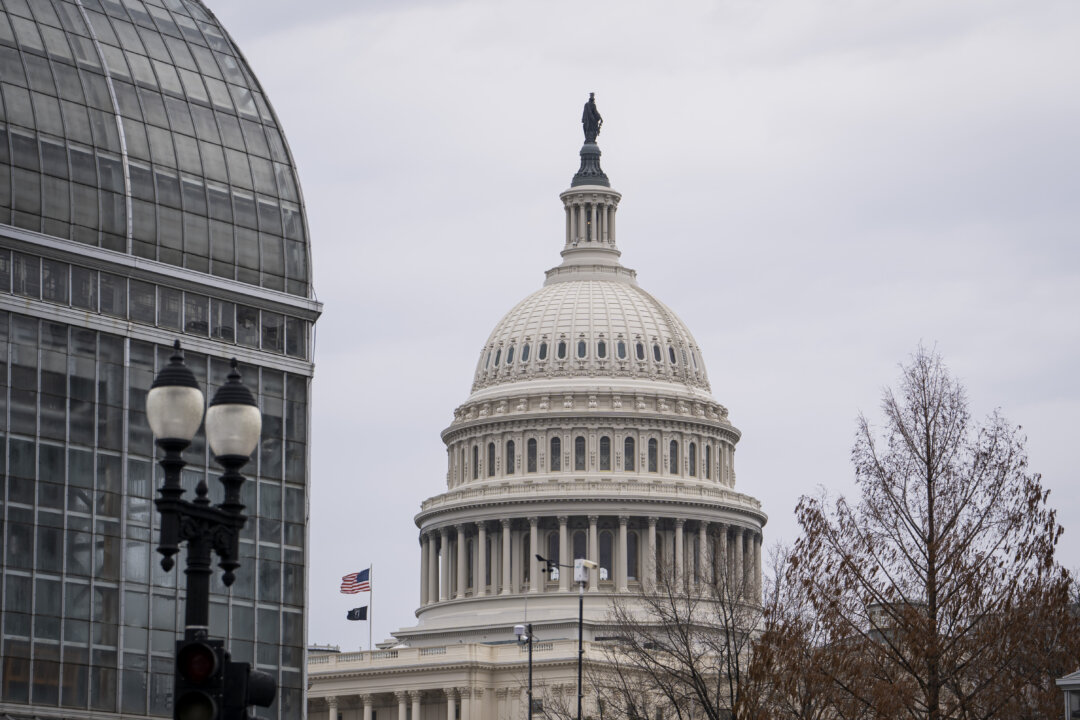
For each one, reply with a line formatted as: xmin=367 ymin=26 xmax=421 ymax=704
xmin=586 ymin=555 xmax=768 ymax=720
xmin=789 ymin=346 xmax=1078 ymax=720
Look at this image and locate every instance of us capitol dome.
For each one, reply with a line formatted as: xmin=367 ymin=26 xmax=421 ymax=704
xmin=307 ymin=100 xmax=765 ymax=720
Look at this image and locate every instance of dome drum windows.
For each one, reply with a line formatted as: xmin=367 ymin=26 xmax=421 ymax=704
xmin=616 ymin=340 xmax=626 ymax=360
xmin=597 ymin=340 xmax=607 ymax=359
xmin=527 ymin=438 xmax=537 ymax=473
xmin=506 ymin=440 xmax=515 ymax=474
xmin=550 ymin=437 xmax=562 ymax=471
xmin=648 ymin=439 xmax=658 ymax=473
xmin=487 ymin=442 xmax=496 ymax=477
xmin=653 ymin=344 xmax=662 ymax=363
xmin=624 ymin=437 xmax=635 ymax=471
xmin=576 ymin=339 xmax=587 ymax=359
xmin=669 ymin=440 xmax=679 ymax=474
xmin=599 ymin=436 xmax=611 ymax=471
xmin=506 ymin=346 xmax=514 ymax=364
xmin=636 ymin=342 xmax=646 ymax=361
xmin=521 ymin=343 xmax=530 ymax=362
xmin=668 ymin=346 xmax=677 ymax=365
xmin=538 ymin=342 xmax=548 ymax=361
xmin=557 ymin=340 xmax=567 ymax=360
xmin=574 ymin=435 xmax=586 ymax=471
xmin=688 ymin=442 xmax=697 ymax=477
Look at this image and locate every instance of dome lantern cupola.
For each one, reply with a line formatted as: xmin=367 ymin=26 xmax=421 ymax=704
xmin=550 ymin=93 xmax=631 ymax=285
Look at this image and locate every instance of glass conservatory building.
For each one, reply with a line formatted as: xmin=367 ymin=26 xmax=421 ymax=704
xmin=0 ymin=0 xmax=320 ymax=718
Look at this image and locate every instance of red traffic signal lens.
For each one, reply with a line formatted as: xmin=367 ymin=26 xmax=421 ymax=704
xmin=177 ymin=642 xmax=218 ymax=683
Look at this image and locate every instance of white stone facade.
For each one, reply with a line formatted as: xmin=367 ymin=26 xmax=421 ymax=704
xmin=308 ymin=140 xmax=766 ymax=720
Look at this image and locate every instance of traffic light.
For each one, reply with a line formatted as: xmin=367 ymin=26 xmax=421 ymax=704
xmin=222 ymin=659 xmax=277 ymax=720
xmin=174 ymin=636 xmax=225 ymax=720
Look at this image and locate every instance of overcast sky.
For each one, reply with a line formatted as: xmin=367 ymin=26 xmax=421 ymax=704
xmin=208 ymin=0 xmax=1080 ymax=649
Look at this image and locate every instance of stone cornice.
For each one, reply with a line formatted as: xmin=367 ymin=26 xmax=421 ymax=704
xmin=414 ymin=478 xmax=766 ymax=527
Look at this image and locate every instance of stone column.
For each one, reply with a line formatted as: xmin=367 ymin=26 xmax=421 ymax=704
xmin=558 ymin=516 xmax=569 ymax=592
xmin=588 ymin=515 xmax=599 ymax=591
xmin=460 ymin=687 xmax=472 ymax=720
xmin=396 ymin=692 xmax=408 ymax=720
xmin=698 ymin=521 xmax=709 ymax=591
xmin=420 ymin=534 xmax=430 ymax=607
xmin=327 ymin=696 xmax=338 ymax=720
xmin=439 ymin=527 xmax=450 ymax=602
xmin=610 ymin=203 xmax=616 ymax=243
xmin=411 ymin=691 xmax=422 ymax=720
xmin=501 ymin=519 xmax=511 ymax=595
xmin=529 ymin=517 xmax=540 ymax=593
xmin=578 ymin=203 xmax=586 ymax=243
xmin=444 ymin=688 xmax=457 ymax=720
xmin=755 ymin=532 xmax=763 ymax=601
xmin=456 ymin=524 xmax=467 ymax=598
xmin=363 ymin=695 xmax=373 ymax=720
xmin=646 ymin=517 xmax=657 ymax=592
xmin=477 ymin=522 xmax=488 ymax=597
xmin=717 ymin=524 xmax=728 ymax=591
xmin=734 ymin=528 xmax=744 ymax=599
xmin=674 ymin=519 xmax=685 ymax=588
xmin=617 ymin=515 xmax=629 ymax=592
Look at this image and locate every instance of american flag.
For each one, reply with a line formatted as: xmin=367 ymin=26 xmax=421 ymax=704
xmin=340 ymin=568 xmax=370 ymax=594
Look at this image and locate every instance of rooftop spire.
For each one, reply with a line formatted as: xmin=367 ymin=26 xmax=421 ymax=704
xmin=572 ymin=93 xmax=609 ymax=187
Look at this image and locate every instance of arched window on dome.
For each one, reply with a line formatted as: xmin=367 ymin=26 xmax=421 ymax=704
xmin=617 ymin=340 xmax=626 ymax=359
xmin=506 ymin=345 xmax=514 ymax=364
xmin=484 ymin=350 xmax=491 ymax=368
xmin=705 ymin=444 xmax=712 ymax=480
xmin=669 ymin=346 xmax=678 ymax=364
xmin=506 ymin=440 xmax=515 ymax=474
xmin=636 ymin=342 xmax=645 ymax=361
xmin=521 ymin=343 xmax=530 ymax=362
xmin=624 ymin=437 xmax=635 ymax=471
xmin=547 ymin=532 xmax=559 ymax=585
xmin=653 ymin=344 xmax=662 ymax=363
xmin=597 ymin=340 xmax=607 ymax=359
xmin=487 ymin=442 xmax=496 ymax=477
xmin=494 ymin=348 xmax=501 ymax=366
xmin=648 ymin=439 xmax=658 ymax=473
xmin=577 ymin=339 xmax=587 ymax=359
xmin=467 ymin=537 xmax=474 ymax=590
xmin=669 ymin=440 xmax=679 ymax=474
xmin=522 ymin=532 xmax=531 ymax=585
xmin=599 ymin=436 xmax=611 ymax=471
xmin=485 ymin=536 xmax=492 ymax=587
xmin=557 ymin=340 xmax=567 ymax=360
xmin=692 ymin=350 xmax=698 ymax=369
xmin=599 ymin=531 xmax=613 ymax=583
xmin=527 ymin=438 xmax=537 ymax=473
xmin=688 ymin=442 xmax=697 ymax=477
xmin=627 ymin=531 xmax=639 ymax=581
xmin=472 ymin=445 xmax=479 ymax=480
xmin=573 ymin=530 xmax=587 ymax=560
xmin=539 ymin=342 xmax=548 ymax=361
xmin=550 ymin=436 xmax=562 ymax=471
xmin=574 ymin=436 xmax=586 ymax=471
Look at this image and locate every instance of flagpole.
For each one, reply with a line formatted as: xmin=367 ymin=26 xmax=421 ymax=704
xmin=368 ymin=564 xmax=373 ymax=654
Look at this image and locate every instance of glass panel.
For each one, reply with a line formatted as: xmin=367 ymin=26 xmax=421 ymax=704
xmin=184 ymin=293 xmax=209 ymax=335
xmin=159 ymin=286 xmax=182 ymax=329
xmin=261 ymin=311 xmax=283 ymax=352
xmin=99 ymin=273 xmax=127 ymax=317
xmin=130 ymin=280 xmax=155 ymax=323
xmin=210 ymin=299 xmax=235 ymax=341
xmin=236 ymin=305 xmax=259 ymax=347
xmin=42 ymin=259 xmax=69 ymax=304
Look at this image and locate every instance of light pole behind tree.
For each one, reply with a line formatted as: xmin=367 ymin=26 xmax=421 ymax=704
xmin=147 ymin=341 xmax=276 ymax=720
xmin=536 ymin=553 xmax=596 ymax=720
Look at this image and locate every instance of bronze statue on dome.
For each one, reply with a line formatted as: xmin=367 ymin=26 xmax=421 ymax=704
xmin=582 ymin=93 xmax=602 ymax=142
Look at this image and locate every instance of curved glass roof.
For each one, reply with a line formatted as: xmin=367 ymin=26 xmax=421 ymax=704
xmin=0 ymin=0 xmax=311 ymax=297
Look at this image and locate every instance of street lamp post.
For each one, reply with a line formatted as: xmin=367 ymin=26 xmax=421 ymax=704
xmin=515 ymin=623 xmax=535 ymax=720
xmin=147 ymin=341 xmax=274 ymax=720
xmin=536 ymin=554 xmax=596 ymax=720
